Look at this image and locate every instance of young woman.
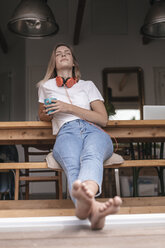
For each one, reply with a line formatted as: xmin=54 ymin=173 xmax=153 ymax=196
xmin=38 ymin=43 xmax=122 ymax=230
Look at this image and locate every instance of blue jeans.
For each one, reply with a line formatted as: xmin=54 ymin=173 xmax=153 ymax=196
xmin=53 ymin=119 xmax=113 ymax=202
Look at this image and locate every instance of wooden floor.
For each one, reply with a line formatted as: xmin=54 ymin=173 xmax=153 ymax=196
xmin=0 ymin=214 xmax=165 ymax=248
xmin=0 ymin=197 xmax=165 ymax=248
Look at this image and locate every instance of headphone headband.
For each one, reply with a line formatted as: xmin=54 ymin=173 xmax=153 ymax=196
xmin=56 ymin=76 xmax=77 ymax=88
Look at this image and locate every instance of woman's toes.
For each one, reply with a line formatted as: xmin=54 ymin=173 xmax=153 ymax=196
xmin=99 ymin=204 xmax=107 ymax=212
xmin=99 ymin=207 xmax=104 ymax=212
xmin=108 ymin=199 xmax=113 ymax=205
xmin=114 ymin=196 xmax=122 ymax=206
xmin=81 ymin=184 xmax=89 ymax=193
xmin=105 ymin=201 xmax=110 ymax=207
xmin=81 ymin=183 xmax=93 ymax=198
xmin=72 ymin=180 xmax=81 ymax=190
xmin=81 ymin=182 xmax=87 ymax=189
xmin=87 ymin=190 xmax=94 ymax=197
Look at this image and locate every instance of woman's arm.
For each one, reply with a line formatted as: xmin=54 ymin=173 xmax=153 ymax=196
xmin=38 ymin=103 xmax=53 ymax=121
xmin=45 ymin=99 xmax=108 ymax=127
xmin=69 ymin=100 xmax=108 ymax=127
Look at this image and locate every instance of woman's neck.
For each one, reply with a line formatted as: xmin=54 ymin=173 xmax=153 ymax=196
xmin=57 ymin=69 xmax=72 ymax=79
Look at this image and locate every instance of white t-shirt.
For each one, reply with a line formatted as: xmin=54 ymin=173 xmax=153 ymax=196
xmin=38 ymin=78 xmax=104 ymax=135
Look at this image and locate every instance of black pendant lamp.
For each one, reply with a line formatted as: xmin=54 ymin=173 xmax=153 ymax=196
xmin=7 ymin=0 xmax=59 ymax=38
xmin=141 ymin=0 xmax=165 ymax=39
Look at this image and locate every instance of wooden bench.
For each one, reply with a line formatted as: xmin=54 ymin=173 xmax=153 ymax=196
xmin=0 ymin=120 xmax=165 ymax=201
xmin=1 ymin=158 xmax=165 ymax=200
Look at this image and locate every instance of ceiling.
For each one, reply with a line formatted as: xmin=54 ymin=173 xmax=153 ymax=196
xmin=0 ymin=0 xmax=151 ymax=54
xmin=0 ymin=0 xmax=86 ymax=54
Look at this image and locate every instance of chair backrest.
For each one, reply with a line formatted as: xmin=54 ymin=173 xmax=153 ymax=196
xmin=22 ymin=144 xmax=53 ymax=162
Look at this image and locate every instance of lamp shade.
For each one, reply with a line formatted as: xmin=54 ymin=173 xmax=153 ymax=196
xmin=7 ymin=0 xmax=59 ymax=38
xmin=141 ymin=1 xmax=165 ymax=39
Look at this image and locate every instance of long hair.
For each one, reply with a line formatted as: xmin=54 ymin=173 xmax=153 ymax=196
xmin=37 ymin=43 xmax=81 ymax=87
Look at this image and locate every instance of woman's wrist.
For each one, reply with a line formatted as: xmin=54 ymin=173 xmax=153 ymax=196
xmin=41 ymin=112 xmax=53 ymax=121
xmin=68 ymin=103 xmax=73 ymax=114
xmin=48 ymin=114 xmax=53 ymax=121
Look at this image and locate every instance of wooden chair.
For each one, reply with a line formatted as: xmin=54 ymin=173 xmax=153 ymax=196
xmin=22 ymin=144 xmax=63 ymax=200
xmin=129 ymin=142 xmax=165 ymax=196
xmin=0 ymin=145 xmax=18 ymax=200
xmin=0 ymin=169 xmax=15 ymax=200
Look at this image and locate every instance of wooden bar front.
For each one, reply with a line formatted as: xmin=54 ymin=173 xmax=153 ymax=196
xmin=0 ymin=120 xmax=165 ymax=145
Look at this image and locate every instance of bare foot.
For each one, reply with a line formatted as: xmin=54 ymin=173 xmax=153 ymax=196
xmin=89 ymin=196 xmax=122 ymax=230
xmin=71 ymin=180 xmax=94 ymax=219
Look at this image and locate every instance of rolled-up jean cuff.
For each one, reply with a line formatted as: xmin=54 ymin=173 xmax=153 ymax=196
xmin=96 ymin=185 xmax=102 ymax=197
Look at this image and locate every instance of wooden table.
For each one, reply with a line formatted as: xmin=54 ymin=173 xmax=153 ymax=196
xmin=0 ymin=120 xmax=165 ymax=144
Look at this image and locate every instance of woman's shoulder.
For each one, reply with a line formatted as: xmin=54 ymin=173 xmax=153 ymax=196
xmin=78 ymin=79 xmax=97 ymax=90
xmin=39 ymin=78 xmax=55 ymax=88
xmin=78 ymin=79 xmax=94 ymax=86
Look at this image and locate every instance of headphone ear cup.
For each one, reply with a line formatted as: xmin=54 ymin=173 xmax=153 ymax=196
xmin=65 ymin=78 xmax=76 ymax=88
xmin=56 ymin=76 xmax=65 ymax=87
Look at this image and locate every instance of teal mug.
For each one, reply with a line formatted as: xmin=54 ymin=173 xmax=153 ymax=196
xmin=44 ymin=98 xmax=57 ymax=115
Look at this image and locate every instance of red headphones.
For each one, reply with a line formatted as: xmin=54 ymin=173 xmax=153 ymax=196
xmin=56 ymin=76 xmax=77 ymax=88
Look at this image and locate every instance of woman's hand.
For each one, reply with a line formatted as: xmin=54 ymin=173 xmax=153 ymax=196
xmin=45 ymin=99 xmax=71 ymax=114
xmin=38 ymin=103 xmax=53 ymax=121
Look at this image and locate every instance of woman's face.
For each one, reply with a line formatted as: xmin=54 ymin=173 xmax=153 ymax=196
xmin=55 ymin=46 xmax=74 ymax=71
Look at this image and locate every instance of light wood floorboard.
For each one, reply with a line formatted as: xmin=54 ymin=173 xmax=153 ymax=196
xmin=0 ymin=197 xmax=165 ymax=218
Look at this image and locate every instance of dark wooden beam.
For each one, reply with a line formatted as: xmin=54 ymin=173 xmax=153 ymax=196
xmin=0 ymin=27 xmax=8 ymax=54
xmin=73 ymin=0 xmax=86 ymax=45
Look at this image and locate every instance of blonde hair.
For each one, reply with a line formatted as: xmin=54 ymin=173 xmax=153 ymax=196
xmin=37 ymin=43 xmax=81 ymax=87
